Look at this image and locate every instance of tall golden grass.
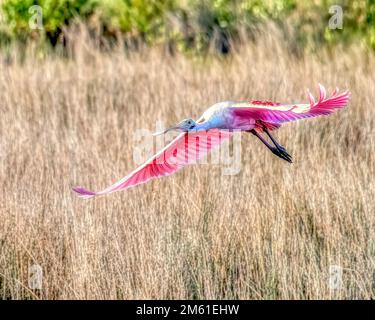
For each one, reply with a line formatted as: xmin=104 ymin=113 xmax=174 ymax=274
xmin=0 ymin=28 xmax=374 ymax=299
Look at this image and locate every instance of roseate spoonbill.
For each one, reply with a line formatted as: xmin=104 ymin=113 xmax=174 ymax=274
xmin=73 ymin=84 xmax=350 ymax=198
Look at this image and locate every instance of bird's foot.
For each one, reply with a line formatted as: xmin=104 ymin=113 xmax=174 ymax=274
xmin=271 ymin=146 xmax=293 ymax=163
xmin=277 ymin=145 xmax=293 ymax=161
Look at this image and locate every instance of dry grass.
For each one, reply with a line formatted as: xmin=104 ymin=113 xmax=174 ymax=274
xmin=0 ymin=30 xmax=374 ymax=299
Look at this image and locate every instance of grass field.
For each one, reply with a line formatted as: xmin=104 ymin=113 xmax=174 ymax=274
xmin=0 ymin=29 xmax=374 ymax=299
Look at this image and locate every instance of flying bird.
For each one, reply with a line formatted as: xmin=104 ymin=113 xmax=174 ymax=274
xmin=73 ymin=84 xmax=350 ymax=198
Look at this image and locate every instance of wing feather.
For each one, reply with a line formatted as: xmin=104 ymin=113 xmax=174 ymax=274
xmin=73 ymin=129 xmax=232 ymax=198
xmin=231 ymin=85 xmax=350 ymax=125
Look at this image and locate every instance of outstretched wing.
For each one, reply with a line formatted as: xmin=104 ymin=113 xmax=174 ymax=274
xmin=231 ymin=84 xmax=350 ymax=125
xmin=73 ymin=129 xmax=232 ymax=198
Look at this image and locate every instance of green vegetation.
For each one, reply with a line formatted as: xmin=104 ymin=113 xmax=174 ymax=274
xmin=0 ymin=0 xmax=374 ymax=53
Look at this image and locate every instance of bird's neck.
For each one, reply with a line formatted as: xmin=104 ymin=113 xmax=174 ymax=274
xmin=192 ymin=121 xmax=213 ymax=132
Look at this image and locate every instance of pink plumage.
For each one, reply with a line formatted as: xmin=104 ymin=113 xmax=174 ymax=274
xmin=231 ymin=84 xmax=350 ymax=126
xmin=73 ymin=84 xmax=350 ymax=198
xmin=73 ymin=129 xmax=232 ymax=198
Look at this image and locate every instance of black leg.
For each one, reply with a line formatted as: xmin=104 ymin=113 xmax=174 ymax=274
xmin=263 ymin=128 xmax=289 ymax=151
xmin=262 ymin=127 xmax=293 ymax=161
xmin=248 ymin=129 xmax=292 ymax=163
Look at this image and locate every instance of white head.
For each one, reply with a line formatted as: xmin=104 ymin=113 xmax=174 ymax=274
xmin=153 ymin=118 xmax=197 ymax=136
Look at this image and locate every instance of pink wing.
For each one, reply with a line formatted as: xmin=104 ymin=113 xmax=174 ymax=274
xmin=73 ymin=129 xmax=233 ymax=198
xmin=231 ymin=84 xmax=351 ymax=124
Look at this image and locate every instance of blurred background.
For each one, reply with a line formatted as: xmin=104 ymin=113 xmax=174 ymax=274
xmin=0 ymin=0 xmax=374 ymax=55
